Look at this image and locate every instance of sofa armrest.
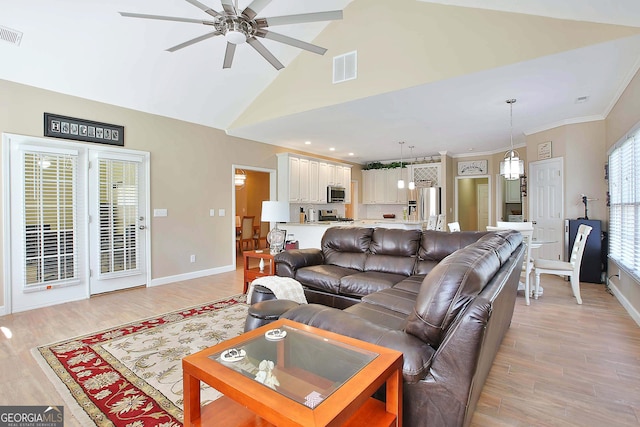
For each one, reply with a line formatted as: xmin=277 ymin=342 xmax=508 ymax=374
xmin=282 ymin=304 xmax=435 ymax=383
xmin=274 ymin=248 xmax=324 ymax=277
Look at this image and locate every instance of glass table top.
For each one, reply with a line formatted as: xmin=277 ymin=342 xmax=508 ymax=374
xmin=210 ymin=324 xmax=378 ymax=409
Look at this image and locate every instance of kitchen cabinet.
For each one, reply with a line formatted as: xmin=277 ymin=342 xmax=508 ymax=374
xmin=409 ymin=163 xmax=441 ymax=187
xmin=362 ymin=168 xmax=408 ymax=204
xmin=277 ymin=153 xmax=351 ymax=204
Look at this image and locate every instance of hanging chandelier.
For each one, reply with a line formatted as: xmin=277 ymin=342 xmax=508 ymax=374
xmin=500 ymin=99 xmax=524 ymax=180
xmin=408 ymin=145 xmax=416 ymax=190
xmin=397 ymin=141 xmax=405 ymax=189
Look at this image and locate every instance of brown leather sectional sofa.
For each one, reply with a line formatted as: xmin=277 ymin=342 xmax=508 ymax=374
xmin=273 ymin=226 xmax=525 ymax=427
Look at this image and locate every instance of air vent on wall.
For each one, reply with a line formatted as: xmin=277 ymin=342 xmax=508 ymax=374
xmin=333 ymin=51 xmax=357 ymax=84
xmin=0 ymin=25 xmax=23 ymax=46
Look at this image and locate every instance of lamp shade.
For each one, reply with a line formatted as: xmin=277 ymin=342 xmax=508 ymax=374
xmin=261 ymin=201 xmax=290 ymax=223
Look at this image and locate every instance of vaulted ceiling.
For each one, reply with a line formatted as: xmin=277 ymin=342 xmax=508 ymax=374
xmin=2 ymin=0 xmax=640 ymax=163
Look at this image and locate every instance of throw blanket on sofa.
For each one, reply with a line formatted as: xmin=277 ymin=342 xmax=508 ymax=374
xmin=247 ymin=276 xmax=308 ymax=304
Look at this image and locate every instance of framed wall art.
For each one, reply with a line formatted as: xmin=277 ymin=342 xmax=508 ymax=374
xmin=44 ymin=113 xmax=124 ymax=146
xmin=538 ymin=141 xmax=552 ymax=160
xmin=457 ymin=159 xmax=488 ymax=176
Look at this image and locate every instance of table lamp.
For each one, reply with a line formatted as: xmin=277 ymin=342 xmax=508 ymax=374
xmin=261 ymin=201 xmax=290 ymax=254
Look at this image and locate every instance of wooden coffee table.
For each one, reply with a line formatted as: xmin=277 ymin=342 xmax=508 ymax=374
xmin=182 ymin=318 xmax=403 ymax=426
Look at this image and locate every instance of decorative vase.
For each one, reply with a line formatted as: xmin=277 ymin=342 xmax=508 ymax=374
xmin=259 ymin=258 xmax=265 ymax=272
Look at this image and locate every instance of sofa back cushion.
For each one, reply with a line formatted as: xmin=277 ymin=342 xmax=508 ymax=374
xmin=322 ymin=226 xmax=374 ymax=271
xmin=404 ymin=231 xmax=522 ymax=347
xmin=364 ymin=228 xmax=421 ymax=276
xmin=414 ymin=230 xmax=488 ymax=275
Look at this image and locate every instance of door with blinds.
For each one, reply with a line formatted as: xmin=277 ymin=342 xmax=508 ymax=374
xmin=88 ymin=151 xmax=147 ymax=295
xmin=6 ymin=134 xmax=149 ymax=312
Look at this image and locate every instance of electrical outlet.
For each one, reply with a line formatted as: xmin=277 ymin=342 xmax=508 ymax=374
xmin=190 ymin=255 xmax=196 ymax=263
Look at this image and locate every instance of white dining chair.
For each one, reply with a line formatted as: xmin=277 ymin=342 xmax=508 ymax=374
xmin=487 ymin=222 xmax=535 ymax=305
xmin=533 ymin=224 xmax=592 ymax=304
xmin=448 ymin=222 xmax=461 ymax=232
xmin=426 ymin=215 xmax=437 ymax=230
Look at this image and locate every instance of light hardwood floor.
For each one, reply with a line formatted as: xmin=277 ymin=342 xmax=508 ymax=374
xmin=1 ymin=260 xmax=639 ymax=426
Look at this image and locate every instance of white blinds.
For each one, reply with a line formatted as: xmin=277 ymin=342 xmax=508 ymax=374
xmin=608 ymin=132 xmax=640 ymax=277
xmin=99 ymin=158 xmax=139 ymax=276
xmin=23 ymin=151 xmax=78 ymax=287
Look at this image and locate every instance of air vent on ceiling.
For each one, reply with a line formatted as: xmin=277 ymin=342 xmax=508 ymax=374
xmin=333 ymin=51 xmax=357 ymax=84
xmin=0 ymin=25 xmax=23 ymax=46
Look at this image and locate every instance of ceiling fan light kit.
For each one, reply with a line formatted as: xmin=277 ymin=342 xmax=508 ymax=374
xmin=120 ymin=0 xmax=343 ymax=70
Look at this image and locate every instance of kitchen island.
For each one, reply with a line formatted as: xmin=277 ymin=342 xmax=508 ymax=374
xmin=282 ymin=220 xmax=425 ymax=249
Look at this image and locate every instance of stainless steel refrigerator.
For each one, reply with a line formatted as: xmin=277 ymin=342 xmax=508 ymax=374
xmin=414 ymin=187 xmax=441 ymax=222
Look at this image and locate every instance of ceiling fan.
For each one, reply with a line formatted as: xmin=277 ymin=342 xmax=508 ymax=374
xmin=120 ymin=0 xmax=343 ymax=70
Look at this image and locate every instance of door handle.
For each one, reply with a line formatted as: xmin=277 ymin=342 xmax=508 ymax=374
xmin=139 ymin=225 xmax=146 ymax=230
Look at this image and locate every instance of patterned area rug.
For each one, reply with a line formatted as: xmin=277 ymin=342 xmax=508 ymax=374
xmin=33 ymin=295 xmax=248 ymax=427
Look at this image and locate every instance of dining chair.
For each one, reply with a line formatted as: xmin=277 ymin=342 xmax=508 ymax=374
xmin=254 ymin=222 xmax=269 ymax=249
xmin=487 ymin=222 xmax=535 ymax=305
xmin=237 ymin=216 xmax=256 ymax=252
xmin=533 ymin=224 xmax=592 ymax=304
xmin=448 ymin=222 xmax=461 ymax=232
xmin=426 ymin=215 xmax=437 ymax=230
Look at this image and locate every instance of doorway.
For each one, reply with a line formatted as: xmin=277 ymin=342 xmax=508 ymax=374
xmin=455 ymin=175 xmax=491 ymax=231
xmin=3 ymin=133 xmax=150 ymax=313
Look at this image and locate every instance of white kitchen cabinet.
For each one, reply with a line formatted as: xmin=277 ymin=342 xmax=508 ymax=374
xmin=362 ymin=169 xmax=376 ymax=204
xmin=278 ymin=153 xmax=352 ymax=204
xmin=309 ymin=160 xmax=319 ymax=202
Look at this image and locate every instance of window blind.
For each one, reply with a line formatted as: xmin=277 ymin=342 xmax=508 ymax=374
xmin=23 ymin=151 xmax=78 ymax=288
xmin=608 ymin=132 xmax=640 ymax=278
xmin=99 ymin=158 xmax=139 ymax=276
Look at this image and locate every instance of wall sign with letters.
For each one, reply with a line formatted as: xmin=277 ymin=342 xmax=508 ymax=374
xmin=44 ymin=113 xmax=124 ymax=146
xmin=457 ymin=160 xmax=488 ymax=176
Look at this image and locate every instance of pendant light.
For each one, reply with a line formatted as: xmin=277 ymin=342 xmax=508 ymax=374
xmin=397 ymin=141 xmax=405 ymax=189
xmin=408 ymin=145 xmax=416 ymax=190
xmin=500 ymin=99 xmax=524 ymax=180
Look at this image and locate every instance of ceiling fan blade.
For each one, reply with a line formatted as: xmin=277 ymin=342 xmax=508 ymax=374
xmin=256 ymin=29 xmax=327 ymax=55
xmin=184 ymin=0 xmax=221 ymax=17
xmin=241 ymin=0 xmax=273 ymax=20
xmin=247 ymin=37 xmax=284 ymax=70
xmin=257 ymin=10 xmax=343 ymax=27
xmin=166 ymin=30 xmax=222 ymax=52
xmin=223 ymin=42 xmax=236 ymax=68
xmin=220 ymin=0 xmax=237 ymax=15
xmin=119 ymin=12 xmax=215 ymax=25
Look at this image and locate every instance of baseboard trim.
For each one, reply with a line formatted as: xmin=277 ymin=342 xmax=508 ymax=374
xmin=608 ymin=279 xmax=640 ymax=327
xmin=0 ymin=304 xmax=6 ymax=317
xmin=149 ymin=265 xmax=235 ymax=287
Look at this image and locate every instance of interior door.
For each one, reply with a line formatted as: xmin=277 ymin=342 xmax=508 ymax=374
xmin=529 ymin=158 xmax=564 ymax=260
xmin=89 ymin=151 xmax=148 ymax=294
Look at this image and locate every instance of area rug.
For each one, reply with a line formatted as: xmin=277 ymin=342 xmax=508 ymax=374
xmin=32 ymin=295 xmax=248 ymax=427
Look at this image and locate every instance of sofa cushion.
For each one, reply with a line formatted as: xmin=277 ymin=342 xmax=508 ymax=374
xmin=295 ymin=265 xmax=359 ymax=295
xmin=364 ymin=228 xmax=421 ymax=276
xmin=362 ymin=287 xmax=417 ymax=315
xmin=393 ymin=275 xmax=425 ymax=294
xmin=345 ymin=302 xmax=408 ymax=330
xmin=339 ymin=271 xmax=407 ymax=297
xmin=321 ymin=226 xmax=373 ymax=270
xmin=404 ymin=236 xmax=510 ymax=347
xmin=415 ymin=230 xmax=487 ymax=275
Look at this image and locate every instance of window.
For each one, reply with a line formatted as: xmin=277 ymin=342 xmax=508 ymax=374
xmin=23 ymin=150 xmax=78 ymax=288
xmin=608 ymin=130 xmax=640 ymax=278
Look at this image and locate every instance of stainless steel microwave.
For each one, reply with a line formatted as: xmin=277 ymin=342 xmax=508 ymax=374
xmin=327 ymin=185 xmax=346 ymax=203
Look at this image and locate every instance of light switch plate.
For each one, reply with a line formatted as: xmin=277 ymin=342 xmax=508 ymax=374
xmin=218 ymin=209 xmax=225 ymax=217
xmin=209 ymin=209 xmax=215 ymax=217
xmin=154 ymin=208 xmax=168 ymax=217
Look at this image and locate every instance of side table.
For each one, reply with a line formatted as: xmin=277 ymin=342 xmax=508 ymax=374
xmin=243 ymin=250 xmax=275 ymax=293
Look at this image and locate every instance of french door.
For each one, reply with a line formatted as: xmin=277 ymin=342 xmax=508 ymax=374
xmin=5 ymin=134 xmax=149 ymax=313
xmin=88 ymin=151 xmax=147 ymax=294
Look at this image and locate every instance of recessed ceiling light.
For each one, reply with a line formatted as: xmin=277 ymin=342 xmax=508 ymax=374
xmin=348 ymin=153 xmax=354 ymax=156
xmin=575 ymin=96 xmax=589 ymax=104
xmin=329 ymin=147 xmax=335 ymax=151
xmin=304 ymin=141 xmax=311 ymax=145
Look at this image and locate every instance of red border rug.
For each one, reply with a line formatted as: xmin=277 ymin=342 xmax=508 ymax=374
xmin=33 ymin=295 xmax=248 ymax=427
